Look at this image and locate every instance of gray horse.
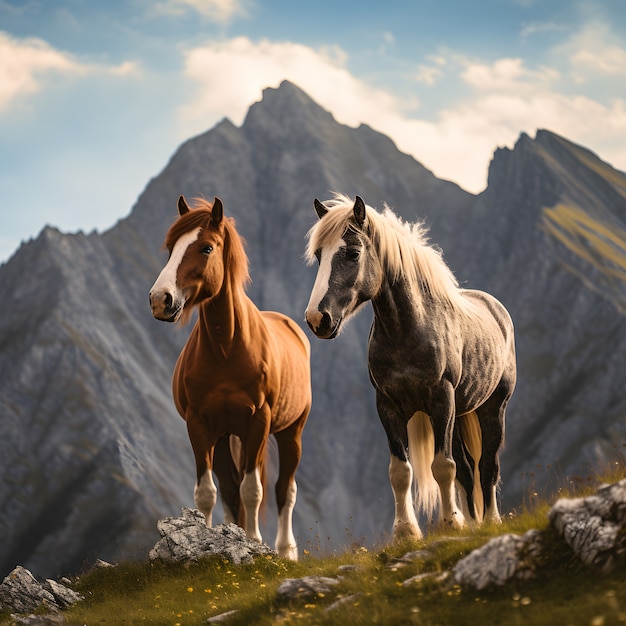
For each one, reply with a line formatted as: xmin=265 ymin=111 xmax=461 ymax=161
xmin=304 ymin=194 xmax=516 ymax=540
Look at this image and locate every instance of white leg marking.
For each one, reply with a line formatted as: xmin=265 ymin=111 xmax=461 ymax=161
xmin=275 ymin=480 xmax=298 ymax=560
xmin=150 ymin=228 xmax=201 ymax=297
xmin=240 ymin=468 xmax=263 ymax=543
xmin=432 ymin=452 xmax=465 ymax=529
xmin=484 ymin=486 xmax=502 ymax=524
xmin=305 ymin=238 xmax=342 ymax=331
xmin=456 ymin=482 xmax=477 ymax=526
xmin=389 ymin=455 xmax=422 ymax=540
xmin=194 ymin=469 xmax=217 ymax=527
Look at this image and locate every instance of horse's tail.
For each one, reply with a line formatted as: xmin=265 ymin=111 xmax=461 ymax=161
xmin=457 ymin=410 xmax=483 ymax=522
xmin=407 ymin=411 xmax=440 ymax=521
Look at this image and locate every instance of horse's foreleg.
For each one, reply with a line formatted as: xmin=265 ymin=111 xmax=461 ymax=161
xmin=389 ymin=453 xmax=422 ymax=540
xmin=431 ymin=386 xmax=466 ymax=529
xmin=240 ymin=467 xmax=263 ymax=542
xmin=274 ymin=412 xmax=308 ymax=560
xmin=378 ymin=397 xmax=422 ymax=540
xmin=187 ymin=415 xmax=217 ymax=526
xmin=431 ymin=451 xmax=465 ymax=528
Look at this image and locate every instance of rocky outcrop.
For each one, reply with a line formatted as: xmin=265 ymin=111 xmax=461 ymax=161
xmin=148 ymin=508 xmax=275 ymax=565
xmin=549 ymin=480 xmax=626 ymax=571
xmin=452 ymin=479 xmax=626 ymax=590
xmin=0 ymin=565 xmax=82 ymax=615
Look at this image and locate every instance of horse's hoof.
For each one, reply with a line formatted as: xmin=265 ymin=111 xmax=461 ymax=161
xmin=277 ymin=545 xmax=299 ymax=561
xmin=445 ymin=511 xmax=466 ymax=529
xmin=392 ymin=522 xmax=423 ymax=542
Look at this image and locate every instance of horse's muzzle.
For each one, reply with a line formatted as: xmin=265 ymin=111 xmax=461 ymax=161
xmin=305 ymin=308 xmax=340 ymax=339
xmin=150 ymin=289 xmax=182 ymax=323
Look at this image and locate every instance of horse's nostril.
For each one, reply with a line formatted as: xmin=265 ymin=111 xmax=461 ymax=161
xmin=321 ymin=312 xmax=331 ymax=329
xmin=164 ymin=292 xmax=173 ymax=308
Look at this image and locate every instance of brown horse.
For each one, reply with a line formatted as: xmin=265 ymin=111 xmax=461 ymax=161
xmin=149 ymin=195 xmax=312 ymax=560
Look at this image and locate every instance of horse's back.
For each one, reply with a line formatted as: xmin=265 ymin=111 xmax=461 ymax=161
xmin=261 ymin=311 xmax=311 ymax=360
xmin=261 ymin=311 xmax=312 ymax=428
xmin=461 ymin=289 xmax=516 ymax=391
xmin=462 ymin=289 xmax=513 ymax=334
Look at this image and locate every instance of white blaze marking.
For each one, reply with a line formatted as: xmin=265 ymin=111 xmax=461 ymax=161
xmin=150 ymin=228 xmax=201 ymax=297
xmin=305 ymin=237 xmax=342 ymax=328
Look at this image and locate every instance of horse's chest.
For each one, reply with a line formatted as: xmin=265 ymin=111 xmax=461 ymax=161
xmin=175 ymin=348 xmax=270 ymax=424
xmin=368 ymin=333 xmax=453 ymax=409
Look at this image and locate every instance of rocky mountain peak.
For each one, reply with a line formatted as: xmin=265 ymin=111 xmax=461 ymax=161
xmin=1 ymin=82 xmax=625 ymax=580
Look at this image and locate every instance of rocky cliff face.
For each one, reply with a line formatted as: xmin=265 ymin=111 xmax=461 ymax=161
xmin=1 ymin=81 xmax=624 ymax=578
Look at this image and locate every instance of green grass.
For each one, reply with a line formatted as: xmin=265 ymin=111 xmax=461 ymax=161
xmin=3 ymin=465 xmax=625 ymax=625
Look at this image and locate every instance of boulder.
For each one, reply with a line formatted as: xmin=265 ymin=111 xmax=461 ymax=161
xmin=451 ymin=530 xmax=543 ymax=590
xmin=0 ymin=565 xmax=82 ymax=614
xmin=149 ymin=507 xmax=276 ymax=565
xmin=549 ymin=479 xmax=626 ymax=571
xmin=276 ymin=576 xmax=341 ymax=602
xmin=453 ymin=479 xmax=626 ymax=590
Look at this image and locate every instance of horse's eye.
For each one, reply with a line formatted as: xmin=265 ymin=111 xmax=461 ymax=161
xmin=314 ymin=250 xmax=321 ymax=264
xmin=347 ymin=249 xmax=360 ymax=261
xmin=201 ymin=245 xmax=214 ymax=255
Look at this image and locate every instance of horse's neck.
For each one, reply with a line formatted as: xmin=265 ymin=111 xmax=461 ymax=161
xmin=372 ymin=276 xmax=430 ymax=337
xmin=197 ymin=283 xmax=258 ymax=352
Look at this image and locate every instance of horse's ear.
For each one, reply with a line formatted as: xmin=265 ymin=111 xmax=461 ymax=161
xmin=178 ymin=195 xmax=190 ymax=215
xmin=314 ymin=199 xmax=328 ymax=220
xmin=353 ymin=196 xmax=366 ymax=226
xmin=211 ymin=197 xmax=223 ymax=226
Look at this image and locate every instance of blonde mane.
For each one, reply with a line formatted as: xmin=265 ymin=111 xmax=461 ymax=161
xmin=306 ymin=193 xmax=466 ymax=310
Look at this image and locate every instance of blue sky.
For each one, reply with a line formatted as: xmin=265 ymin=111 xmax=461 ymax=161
xmin=1 ymin=0 xmax=625 ymax=263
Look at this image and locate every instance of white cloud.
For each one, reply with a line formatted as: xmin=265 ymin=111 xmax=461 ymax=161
xmin=155 ymin=0 xmax=246 ymax=21
xmin=179 ymin=36 xmax=402 ymax=135
xmin=0 ymin=31 xmax=84 ymax=109
xmin=0 ymin=31 xmax=140 ymax=110
xmin=462 ymin=57 xmax=560 ymax=94
xmin=558 ymin=22 xmax=626 ymax=81
xmin=415 ymin=56 xmax=446 ymax=86
xmin=179 ymin=36 xmax=626 ymax=194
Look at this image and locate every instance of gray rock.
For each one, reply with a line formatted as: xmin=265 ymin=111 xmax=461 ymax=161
xmin=276 ymin=576 xmax=341 ymax=602
xmin=207 ymin=609 xmax=239 ymax=623
xmin=549 ymin=479 xmax=626 ymax=571
xmin=452 ymin=530 xmax=543 ymax=590
xmin=403 ymin=571 xmax=449 ymax=587
xmin=12 ymin=614 xmax=67 ymax=625
xmin=452 ymin=480 xmax=626 ymax=590
xmin=149 ymin=507 xmax=275 ymax=565
xmin=325 ymin=593 xmax=363 ymax=612
xmin=0 ymin=566 xmax=57 ymax=614
xmin=44 ymin=579 xmax=83 ymax=609
xmin=0 ymin=566 xmax=82 ymax=614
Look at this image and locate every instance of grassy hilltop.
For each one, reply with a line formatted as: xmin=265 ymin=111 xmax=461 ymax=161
xmin=4 ymin=462 xmax=622 ymax=626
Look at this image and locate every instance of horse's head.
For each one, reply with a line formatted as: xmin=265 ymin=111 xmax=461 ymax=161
xmin=150 ymin=195 xmax=230 ymax=323
xmin=305 ymin=195 xmax=383 ymax=339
